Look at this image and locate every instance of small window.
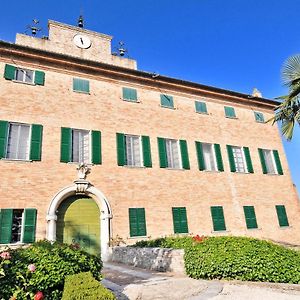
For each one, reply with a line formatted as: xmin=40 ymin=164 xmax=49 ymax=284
xmin=254 ymin=111 xmax=265 ymax=123
xmin=232 ymin=146 xmax=247 ymax=173
xmin=125 ymin=135 xmax=142 ymax=167
xmin=122 ymin=87 xmax=137 ymax=102
xmin=210 ymin=206 xmax=226 ymax=231
xmin=243 ymin=206 xmax=258 ymax=229
xmin=202 ymin=143 xmax=217 ymax=171
xmin=129 ymin=208 xmax=146 ymax=237
xmin=262 ymin=149 xmax=276 ymax=174
xmin=275 ymin=205 xmax=289 ymax=227
xmin=172 ymin=207 xmax=189 ymax=234
xmin=160 ymin=94 xmax=174 ymax=108
xmin=15 ymin=68 xmax=34 ymax=84
xmin=6 ymin=123 xmax=31 ymax=160
xmin=224 ymin=106 xmax=236 ymax=118
xmin=71 ymin=129 xmax=90 ymax=163
xmin=195 ymin=101 xmax=207 ymax=114
xmin=73 ymin=78 xmax=90 ymax=93
xmin=165 ymin=139 xmax=181 ymax=169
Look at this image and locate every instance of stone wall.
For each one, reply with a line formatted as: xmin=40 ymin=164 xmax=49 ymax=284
xmin=111 ymin=246 xmax=185 ymax=275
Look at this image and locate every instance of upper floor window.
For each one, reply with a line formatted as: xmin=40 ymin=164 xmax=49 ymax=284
xmin=254 ymin=111 xmax=265 ymax=123
xmin=224 ymin=106 xmax=236 ymax=118
xmin=166 ymin=139 xmax=181 ymax=169
xmin=60 ymin=128 xmax=102 ymax=165
xmin=73 ymin=78 xmax=90 ymax=93
xmin=122 ymin=87 xmax=138 ymax=102
xmin=4 ymin=64 xmax=45 ymax=86
xmin=160 ymin=94 xmax=174 ymax=109
xmin=195 ymin=101 xmax=208 ymax=114
xmin=125 ymin=135 xmax=142 ymax=167
xmin=258 ymin=148 xmax=283 ymax=175
xmin=227 ymin=145 xmax=254 ymax=173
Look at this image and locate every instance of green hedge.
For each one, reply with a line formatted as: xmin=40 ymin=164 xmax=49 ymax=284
xmin=62 ymin=272 xmax=116 ymax=300
xmin=134 ymin=236 xmax=300 ymax=284
xmin=0 ymin=240 xmax=102 ymax=300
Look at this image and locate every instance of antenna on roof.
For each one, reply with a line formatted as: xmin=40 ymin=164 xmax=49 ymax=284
xmin=25 ymin=19 xmax=42 ymax=36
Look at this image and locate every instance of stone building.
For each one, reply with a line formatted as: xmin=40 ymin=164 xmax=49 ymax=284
xmin=0 ymin=19 xmax=299 ymax=260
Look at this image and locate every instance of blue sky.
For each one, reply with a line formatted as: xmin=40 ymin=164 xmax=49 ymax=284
xmin=0 ymin=0 xmax=299 ymax=191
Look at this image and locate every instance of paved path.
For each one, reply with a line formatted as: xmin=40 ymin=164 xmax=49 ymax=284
xmin=102 ymin=262 xmax=300 ymax=300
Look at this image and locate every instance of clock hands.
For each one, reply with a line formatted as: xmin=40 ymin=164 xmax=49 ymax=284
xmin=80 ymin=37 xmax=84 ymax=45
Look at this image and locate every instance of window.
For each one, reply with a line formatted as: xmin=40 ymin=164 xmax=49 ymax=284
xmin=125 ymin=135 xmax=142 ymax=167
xmin=0 ymin=121 xmax=43 ymax=161
xmin=210 ymin=206 xmax=226 ymax=231
xmin=129 ymin=208 xmax=146 ymax=237
xmin=258 ymin=149 xmax=283 ymax=175
xmin=160 ymin=94 xmax=174 ymax=108
xmin=227 ymin=145 xmax=254 ymax=173
xmin=254 ymin=111 xmax=265 ymax=123
xmin=195 ymin=101 xmax=207 ymax=114
xmin=4 ymin=64 xmax=45 ymax=85
xmin=202 ymin=143 xmax=216 ymax=171
xmin=224 ymin=106 xmax=236 ymax=118
xmin=158 ymin=138 xmax=190 ymax=169
xmin=243 ymin=206 xmax=258 ymax=229
xmin=116 ymin=133 xmax=152 ymax=167
xmin=275 ymin=205 xmax=289 ymax=227
xmin=0 ymin=208 xmax=37 ymax=244
xmin=122 ymin=87 xmax=138 ymax=102
xmin=60 ymin=128 xmax=102 ymax=164
xmin=172 ymin=207 xmax=189 ymax=234
xmin=73 ymin=78 xmax=90 ymax=93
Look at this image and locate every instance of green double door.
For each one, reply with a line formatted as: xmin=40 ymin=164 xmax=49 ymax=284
xmin=56 ymin=196 xmax=100 ymax=256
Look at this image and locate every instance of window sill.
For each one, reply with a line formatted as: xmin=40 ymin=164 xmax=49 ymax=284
xmin=122 ymin=98 xmax=140 ymax=103
xmin=195 ymin=111 xmax=209 ymax=115
xmin=123 ymin=165 xmax=145 ymax=169
xmin=203 ymin=170 xmax=220 ymax=173
xmin=73 ymin=90 xmax=90 ymax=95
xmin=264 ymin=173 xmax=281 ymax=176
xmin=174 ymin=232 xmax=189 ymax=235
xmin=66 ymin=162 xmax=93 ymax=166
xmin=12 ymin=80 xmax=36 ymax=86
xmin=256 ymin=121 xmax=265 ymax=124
xmin=211 ymin=230 xmax=229 ymax=233
xmin=1 ymin=158 xmax=32 ymax=163
xmin=128 ymin=236 xmax=148 ymax=239
xmin=165 ymin=167 xmax=185 ymax=171
xmin=225 ymin=116 xmax=238 ymax=119
xmin=246 ymin=227 xmax=261 ymax=231
xmin=278 ymin=225 xmax=291 ymax=230
xmin=160 ymin=105 xmax=176 ymax=110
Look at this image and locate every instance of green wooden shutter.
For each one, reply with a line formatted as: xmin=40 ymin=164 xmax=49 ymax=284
xmin=172 ymin=207 xmax=189 ymax=234
xmin=129 ymin=208 xmax=138 ymax=237
xmin=214 ymin=144 xmax=224 ymax=171
xmin=243 ymin=147 xmax=254 ymax=173
xmin=195 ymin=101 xmax=207 ymax=113
xmin=276 ymin=205 xmax=289 ymax=227
xmin=0 ymin=209 xmax=13 ymax=244
xmin=224 ymin=106 xmax=236 ymax=118
xmin=73 ymin=78 xmax=90 ymax=93
xmin=122 ymin=87 xmax=137 ymax=101
xmin=116 ymin=133 xmax=125 ymax=166
xmin=0 ymin=120 xmax=8 ymax=159
xmin=92 ymin=130 xmax=101 ymax=164
xmin=258 ymin=148 xmax=268 ymax=174
xmin=180 ymin=140 xmax=190 ymax=170
xmin=22 ymin=208 xmax=37 ymax=243
xmin=157 ymin=137 xmax=167 ymax=168
xmin=142 ymin=136 xmax=152 ymax=167
xmin=160 ymin=94 xmax=174 ymax=108
xmin=30 ymin=124 xmax=43 ymax=161
xmin=60 ymin=127 xmax=71 ymax=163
xmin=273 ymin=150 xmax=283 ymax=175
xmin=4 ymin=64 xmax=16 ymax=80
xmin=243 ymin=206 xmax=258 ymax=229
xmin=179 ymin=207 xmax=188 ymax=233
xmin=195 ymin=141 xmax=205 ymax=171
xmin=254 ymin=112 xmax=265 ymax=123
xmin=226 ymin=145 xmax=236 ymax=172
xmin=129 ymin=208 xmax=146 ymax=237
xmin=137 ymin=208 xmax=146 ymax=236
xmin=211 ymin=206 xmax=226 ymax=231
xmin=34 ymin=71 xmax=45 ymax=86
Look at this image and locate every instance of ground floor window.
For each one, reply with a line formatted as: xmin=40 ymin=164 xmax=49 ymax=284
xmin=128 ymin=208 xmax=147 ymax=237
xmin=243 ymin=206 xmax=258 ymax=229
xmin=210 ymin=206 xmax=226 ymax=231
xmin=276 ymin=205 xmax=289 ymax=227
xmin=172 ymin=207 xmax=189 ymax=234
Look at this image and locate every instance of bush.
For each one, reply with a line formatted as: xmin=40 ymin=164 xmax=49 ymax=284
xmin=134 ymin=236 xmax=300 ymax=284
xmin=61 ymin=272 xmax=116 ymax=300
xmin=0 ymin=240 xmax=102 ymax=300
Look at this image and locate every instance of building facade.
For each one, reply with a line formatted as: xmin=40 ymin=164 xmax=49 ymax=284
xmin=0 ymin=20 xmax=299 ymax=260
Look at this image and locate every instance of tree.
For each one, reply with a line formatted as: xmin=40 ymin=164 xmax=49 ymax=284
xmin=271 ymin=54 xmax=300 ymax=140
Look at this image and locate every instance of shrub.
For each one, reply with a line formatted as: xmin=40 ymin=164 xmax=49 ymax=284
xmin=134 ymin=236 xmax=300 ymax=284
xmin=0 ymin=240 xmax=102 ymax=300
xmin=61 ymin=272 xmax=116 ymax=300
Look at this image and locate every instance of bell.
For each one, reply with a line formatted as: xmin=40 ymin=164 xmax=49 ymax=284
xmin=78 ymin=16 xmax=84 ymax=28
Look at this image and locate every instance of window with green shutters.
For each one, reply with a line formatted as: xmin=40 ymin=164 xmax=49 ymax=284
xmin=195 ymin=101 xmax=208 ymax=114
xmin=243 ymin=206 xmax=258 ymax=229
xmin=276 ymin=205 xmax=289 ymax=227
xmin=172 ymin=207 xmax=189 ymax=234
xmin=254 ymin=111 xmax=265 ymax=123
xmin=116 ymin=133 xmax=152 ymax=167
xmin=160 ymin=94 xmax=174 ymax=108
xmin=211 ymin=206 xmax=226 ymax=231
xmin=0 ymin=121 xmax=43 ymax=161
xmin=227 ymin=145 xmax=254 ymax=173
xmin=0 ymin=208 xmax=37 ymax=244
xmin=60 ymin=128 xmax=101 ymax=164
xmin=73 ymin=78 xmax=90 ymax=93
xmin=258 ymin=148 xmax=283 ymax=175
xmin=224 ymin=106 xmax=236 ymax=118
xmin=129 ymin=208 xmax=147 ymax=237
xmin=4 ymin=64 xmax=45 ymax=85
xmin=122 ymin=87 xmax=138 ymax=102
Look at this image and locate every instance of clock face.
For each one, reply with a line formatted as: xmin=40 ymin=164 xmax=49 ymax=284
xmin=73 ymin=34 xmax=92 ymax=49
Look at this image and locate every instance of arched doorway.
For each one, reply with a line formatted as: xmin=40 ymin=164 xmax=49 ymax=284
xmin=56 ymin=195 xmax=100 ymax=256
